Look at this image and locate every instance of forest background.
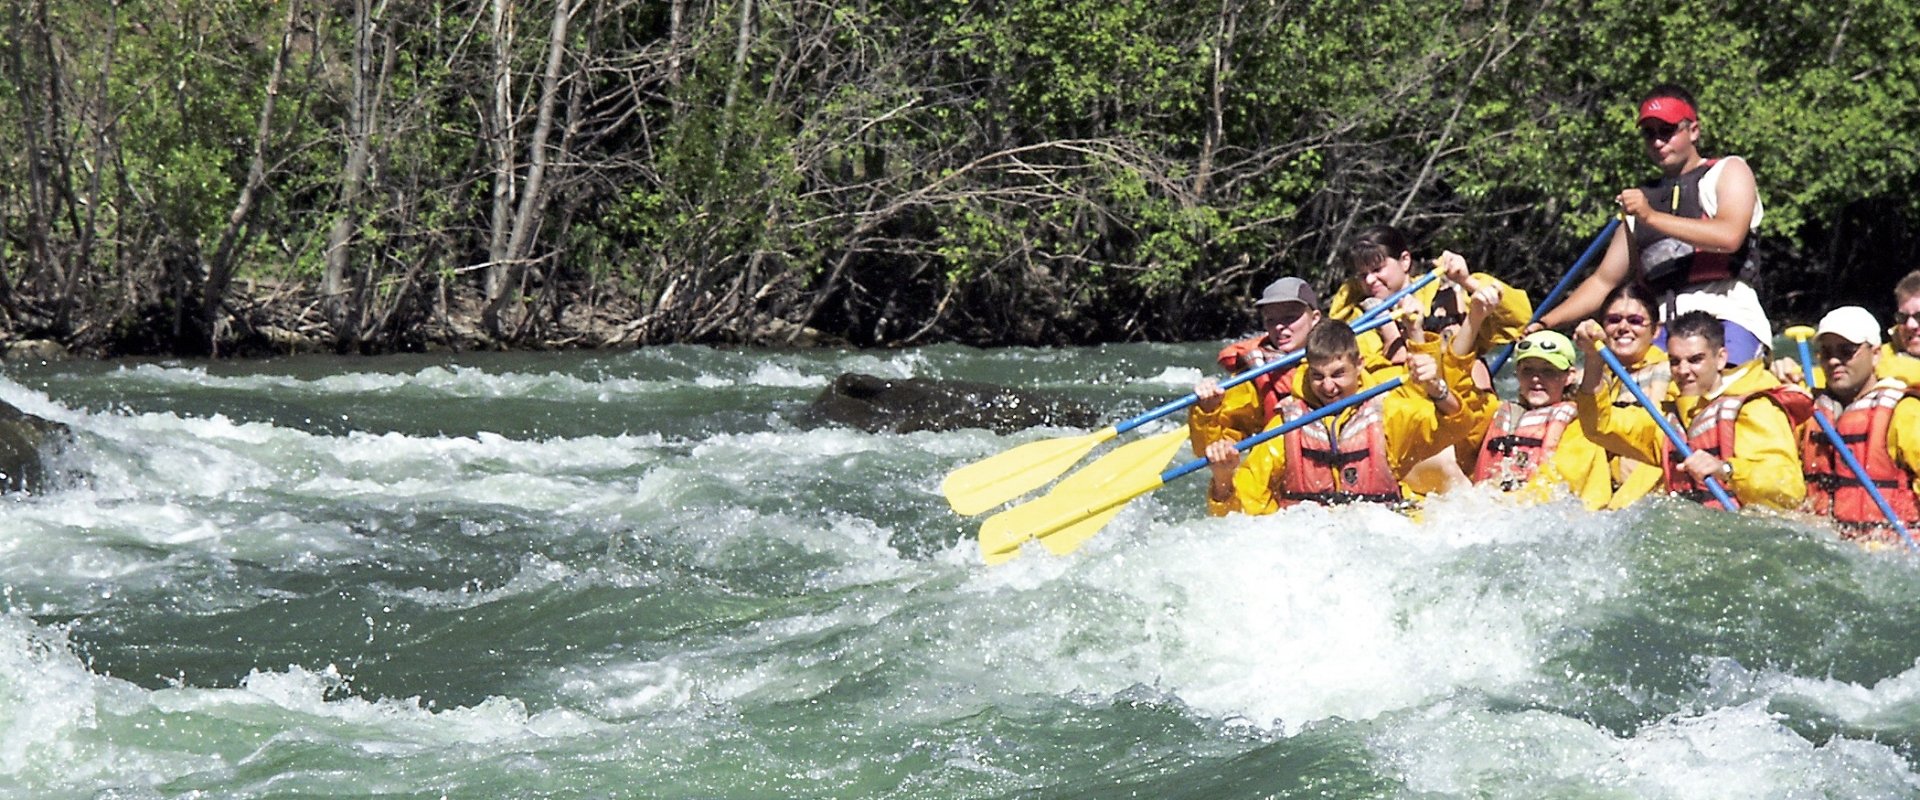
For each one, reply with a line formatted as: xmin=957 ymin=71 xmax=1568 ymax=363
xmin=1 ymin=0 xmax=1916 ymax=357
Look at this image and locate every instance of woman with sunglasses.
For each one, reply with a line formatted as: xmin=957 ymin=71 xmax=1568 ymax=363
xmin=1534 ymin=84 xmax=1771 ymax=366
xmin=1595 ymin=283 xmax=1669 ymax=508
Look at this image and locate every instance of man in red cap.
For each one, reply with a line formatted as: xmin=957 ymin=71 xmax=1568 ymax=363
xmin=1537 ymin=84 xmax=1771 ymax=365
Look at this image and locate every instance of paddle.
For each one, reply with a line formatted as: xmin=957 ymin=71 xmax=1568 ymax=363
xmin=1594 ymin=346 xmax=1739 ymax=510
xmin=978 ymin=424 xmax=1192 ymax=565
xmin=1487 ymin=218 xmax=1623 ymax=375
xmin=942 ymin=271 xmax=1439 ymax=517
xmin=1785 ymin=326 xmax=1919 ymax=549
xmin=979 ymin=378 xmax=1403 ymax=562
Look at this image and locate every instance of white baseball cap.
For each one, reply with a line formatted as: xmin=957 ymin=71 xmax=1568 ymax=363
xmin=1816 ymin=306 xmax=1884 ymax=346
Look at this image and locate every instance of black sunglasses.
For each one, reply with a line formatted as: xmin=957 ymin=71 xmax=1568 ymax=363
xmin=1516 ymin=338 xmax=1562 ymax=353
xmin=1639 ymin=122 xmax=1686 ymax=141
xmin=1819 ymin=341 xmax=1866 ymax=362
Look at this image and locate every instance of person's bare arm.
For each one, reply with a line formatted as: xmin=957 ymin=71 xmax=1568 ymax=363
xmin=1618 ymin=158 xmax=1756 ymax=254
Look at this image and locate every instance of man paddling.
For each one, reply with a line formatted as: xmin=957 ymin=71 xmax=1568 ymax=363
xmin=1795 ymin=307 xmax=1920 ymax=541
xmin=1190 ymin=276 xmax=1322 ymax=456
xmin=1201 ymin=319 xmax=1477 ymax=515
xmin=1573 ymin=310 xmax=1809 ymax=510
xmin=1537 ymin=85 xmax=1772 ymax=364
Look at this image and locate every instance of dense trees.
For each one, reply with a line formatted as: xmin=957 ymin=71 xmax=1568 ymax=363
xmin=1 ymin=0 xmax=1916 ymax=355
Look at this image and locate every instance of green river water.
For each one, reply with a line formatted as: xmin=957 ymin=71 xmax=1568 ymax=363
xmin=0 ymin=343 xmax=1917 ymax=798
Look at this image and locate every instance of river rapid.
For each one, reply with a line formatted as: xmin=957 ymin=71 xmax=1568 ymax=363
xmin=1 ymin=343 xmax=1918 ymax=798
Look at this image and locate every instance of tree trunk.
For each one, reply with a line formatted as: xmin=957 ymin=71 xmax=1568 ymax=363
xmin=483 ymin=0 xmax=580 ymax=340
xmin=325 ymin=0 xmax=383 ymax=351
xmin=202 ymin=0 xmax=301 ymax=354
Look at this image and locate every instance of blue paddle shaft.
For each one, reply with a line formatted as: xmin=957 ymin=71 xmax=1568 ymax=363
xmin=1792 ymin=338 xmax=1918 ymax=549
xmin=1353 ymin=269 xmax=1442 ymax=327
xmin=1114 ymin=308 xmax=1402 ymax=435
xmin=1488 ymin=218 xmax=1623 ymax=375
xmin=1162 ymin=378 xmax=1403 ymax=483
xmin=1596 ymin=347 xmax=1740 ymax=510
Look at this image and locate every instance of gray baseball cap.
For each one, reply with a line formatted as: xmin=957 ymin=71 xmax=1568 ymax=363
xmin=1255 ymin=277 xmax=1318 ymax=308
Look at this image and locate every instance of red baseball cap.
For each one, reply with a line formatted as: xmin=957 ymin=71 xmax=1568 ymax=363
xmin=1638 ymin=96 xmax=1697 ymax=125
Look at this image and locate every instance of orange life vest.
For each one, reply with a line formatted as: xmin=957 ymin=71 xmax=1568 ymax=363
xmin=1801 ymin=387 xmax=1920 ymax=540
xmin=1217 ymin=336 xmax=1296 ymax=420
xmin=1273 ymin=394 xmax=1402 ymax=507
xmin=1661 ymin=386 xmax=1812 ymax=509
xmin=1472 ymin=400 xmax=1576 ymax=490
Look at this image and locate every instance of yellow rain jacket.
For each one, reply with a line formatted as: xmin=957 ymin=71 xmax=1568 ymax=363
xmin=1604 ymin=344 xmax=1669 ymax=510
xmin=1326 ymin=272 xmax=1533 ymax=375
xmin=1189 ymin=380 xmax=1267 ymax=456
xmin=1188 ymin=335 xmax=1289 ymax=456
xmin=1578 ymin=360 xmax=1807 ymax=511
xmin=1877 ymin=345 xmax=1920 ymax=384
xmin=1208 ymin=349 xmax=1479 ymax=516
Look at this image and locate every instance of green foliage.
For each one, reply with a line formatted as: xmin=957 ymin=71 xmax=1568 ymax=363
xmin=2 ymin=0 xmax=1917 ymax=350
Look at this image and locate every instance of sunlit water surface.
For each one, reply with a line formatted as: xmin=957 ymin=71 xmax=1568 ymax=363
xmin=1 ymin=343 xmax=1917 ymax=798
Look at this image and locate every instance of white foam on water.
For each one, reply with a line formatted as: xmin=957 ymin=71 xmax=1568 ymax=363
xmin=740 ymin=362 xmax=828 ymax=389
xmin=214 ymin=664 xmax=601 ymax=743
xmin=1708 ymin=655 xmax=1920 ymax=736
xmin=554 ymin=595 xmax=913 ymax=721
xmin=1373 ymin=699 xmax=1919 ymax=798
xmin=0 ymin=611 xmax=603 ymax=794
xmin=101 ymin=362 xmax=690 ymax=402
xmin=837 ymin=350 xmax=929 ymax=379
xmin=953 ymin=487 xmax=1634 ymax=730
xmin=1140 ymin=365 xmax=1205 ymax=388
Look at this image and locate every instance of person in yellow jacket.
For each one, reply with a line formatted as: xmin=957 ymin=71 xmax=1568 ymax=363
xmin=1772 ymin=270 xmax=1920 ymax=387
xmin=1189 ymin=277 xmax=1322 ymax=457
xmin=1573 ymin=310 xmax=1808 ymax=511
xmin=1882 ymin=270 xmax=1920 ymax=383
xmin=1448 ymin=320 xmax=1616 ymax=510
xmin=1201 ymin=317 xmax=1484 ymax=516
xmin=1595 ymin=282 xmax=1669 ymax=509
xmin=1793 ymin=306 xmax=1920 ymax=542
xmin=1324 ymin=225 xmax=1532 ymax=376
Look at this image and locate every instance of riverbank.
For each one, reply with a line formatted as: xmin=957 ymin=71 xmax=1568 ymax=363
xmin=0 ymin=278 xmax=850 ymax=363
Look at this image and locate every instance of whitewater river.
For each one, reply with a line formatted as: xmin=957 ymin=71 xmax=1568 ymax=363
xmin=1 ymin=343 xmax=1918 ymax=798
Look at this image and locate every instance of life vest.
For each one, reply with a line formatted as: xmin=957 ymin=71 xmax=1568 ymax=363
xmin=1216 ymin=337 xmax=1296 ymax=421
xmin=1633 ymin=159 xmax=1755 ymax=294
xmin=1472 ymin=400 xmax=1576 ymax=490
xmin=1273 ymin=394 xmax=1402 ymax=507
xmin=1661 ymin=386 xmax=1812 ymax=508
xmin=1801 ymin=387 xmax=1920 ymax=540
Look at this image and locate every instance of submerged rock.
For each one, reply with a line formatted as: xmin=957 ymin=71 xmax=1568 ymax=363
xmin=0 ymin=401 xmax=70 ymax=493
xmin=804 ymin=372 xmax=1099 ymax=434
xmin=2 ymin=339 xmax=68 ymax=362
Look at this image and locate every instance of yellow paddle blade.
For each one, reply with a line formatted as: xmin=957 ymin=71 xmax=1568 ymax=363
xmin=1038 ymin=426 xmax=1189 ymax=556
xmin=977 ymin=427 xmax=1185 ymax=563
xmin=942 ymin=426 xmax=1118 ymax=516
